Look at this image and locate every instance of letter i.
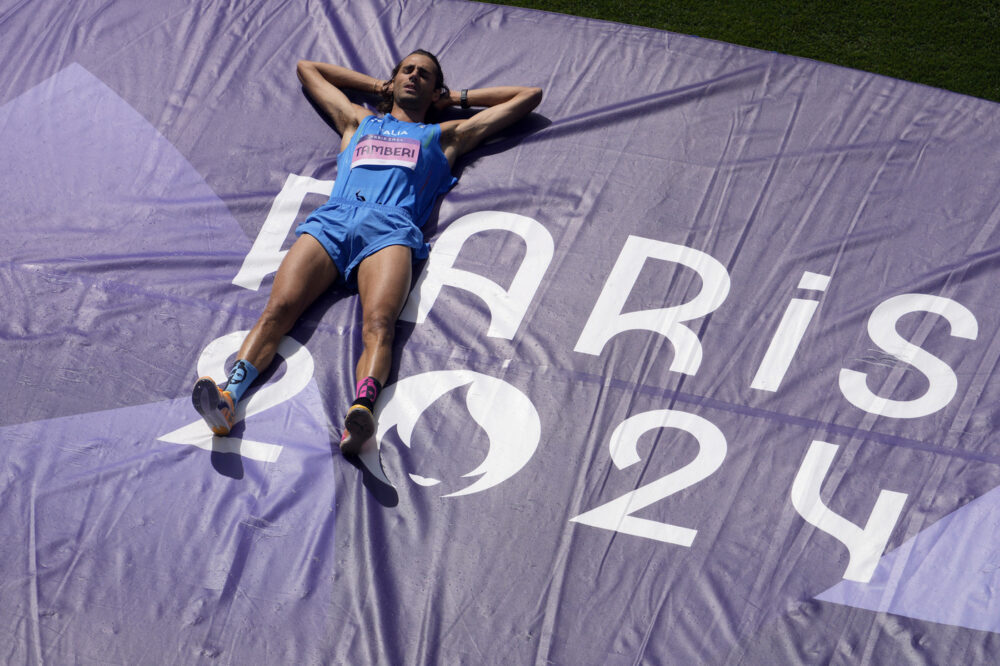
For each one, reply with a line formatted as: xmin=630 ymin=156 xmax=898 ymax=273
xmin=750 ymin=271 xmax=831 ymax=392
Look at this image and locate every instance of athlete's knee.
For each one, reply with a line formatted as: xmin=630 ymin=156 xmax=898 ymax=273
xmin=259 ymin=297 xmax=301 ymax=333
xmin=361 ymin=312 xmax=397 ymax=348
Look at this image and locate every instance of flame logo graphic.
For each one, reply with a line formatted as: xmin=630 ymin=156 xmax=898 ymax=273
xmin=371 ymin=370 xmax=541 ymax=497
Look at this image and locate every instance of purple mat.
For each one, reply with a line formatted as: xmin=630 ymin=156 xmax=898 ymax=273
xmin=3 ymin=0 xmax=1000 ymax=662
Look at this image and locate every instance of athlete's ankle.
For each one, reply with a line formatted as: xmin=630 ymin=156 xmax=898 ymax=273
xmin=351 ymin=376 xmax=382 ymax=412
xmin=223 ymin=359 xmax=260 ymax=405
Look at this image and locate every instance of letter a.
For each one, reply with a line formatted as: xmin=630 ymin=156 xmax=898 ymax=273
xmin=400 ymin=211 xmax=554 ymax=339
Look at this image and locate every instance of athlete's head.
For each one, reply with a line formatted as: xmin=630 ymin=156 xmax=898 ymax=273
xmin=378 ymin=49 xmax=447 ymax=120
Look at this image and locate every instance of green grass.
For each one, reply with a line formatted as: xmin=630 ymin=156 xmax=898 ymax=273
xmin=473 ymin=1 xmax=1000 ymax=103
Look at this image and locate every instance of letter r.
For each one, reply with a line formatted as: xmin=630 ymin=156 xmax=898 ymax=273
xmin=574 ymin=236 xmax=730 ymax=375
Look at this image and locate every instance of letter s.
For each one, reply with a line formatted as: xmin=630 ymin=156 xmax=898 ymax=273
xmin=839 ymin=294 xmax=978 ymax=419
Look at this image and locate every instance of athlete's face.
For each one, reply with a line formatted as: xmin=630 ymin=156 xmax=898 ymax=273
xmin=392 ymin=54 xmax=441 ymax=109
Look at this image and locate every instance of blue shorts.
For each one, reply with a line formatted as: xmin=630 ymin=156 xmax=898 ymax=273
xmin=295 ymin=197 xmax=429 ymax=283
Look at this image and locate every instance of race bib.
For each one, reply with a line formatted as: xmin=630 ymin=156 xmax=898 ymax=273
xmin=351 ymin=135 xmax=420 ymax=169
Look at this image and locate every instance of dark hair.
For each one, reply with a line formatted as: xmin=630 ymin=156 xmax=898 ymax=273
xmin=377 ymin=49 xmax=447 ymax=118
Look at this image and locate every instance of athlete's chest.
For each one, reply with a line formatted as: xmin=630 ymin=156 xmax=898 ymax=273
xmin=350 ymin=118 xmax=430 ymax=171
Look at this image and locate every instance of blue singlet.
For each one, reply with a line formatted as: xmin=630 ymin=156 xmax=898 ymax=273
xmin=296 ymin=114 xmax=457 ymax=282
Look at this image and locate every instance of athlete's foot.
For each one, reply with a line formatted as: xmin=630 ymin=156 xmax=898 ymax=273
xmin=340 ymin=404 xmax=376 ymax=456
xmin=192 ymin=377 xmax=236 ymax=436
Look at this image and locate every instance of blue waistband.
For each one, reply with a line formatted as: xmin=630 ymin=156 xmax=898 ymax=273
xmin=326 ymin=196 xmax=410 ymax=218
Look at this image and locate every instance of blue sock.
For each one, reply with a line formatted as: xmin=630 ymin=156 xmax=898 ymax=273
xmin=223 ymin=359 xmax=259 ymax=404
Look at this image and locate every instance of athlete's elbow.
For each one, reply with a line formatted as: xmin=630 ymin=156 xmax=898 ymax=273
xmin=524 ymin=87 xmax=543 ymax=112
xmin=296 ymin=60 xmax=313 ymax=84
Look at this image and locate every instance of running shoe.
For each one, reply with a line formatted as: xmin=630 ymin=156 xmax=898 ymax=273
xmin=192 ymin=377 xmax=236 ymax=436
xmin=340 ymin=404 xmax=376 ymax=456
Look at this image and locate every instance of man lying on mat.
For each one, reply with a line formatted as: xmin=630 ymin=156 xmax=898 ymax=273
xmin=192 ymin=50 xmax=542 ymax=454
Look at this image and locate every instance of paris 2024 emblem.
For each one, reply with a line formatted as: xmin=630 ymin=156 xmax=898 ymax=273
xmin=368 ymin=370 xmax=541 ymax=497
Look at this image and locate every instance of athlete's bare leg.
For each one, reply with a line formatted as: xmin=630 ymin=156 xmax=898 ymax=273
xmin=238 ymin=233 xmax=339 ymax=370
xmin=338 ymin=244 xmax=412 ymax=454
xmin=194 ymin=234 xmax=338 ymax=435
xmin=354 ymin=244 xmax=413 ymax=387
